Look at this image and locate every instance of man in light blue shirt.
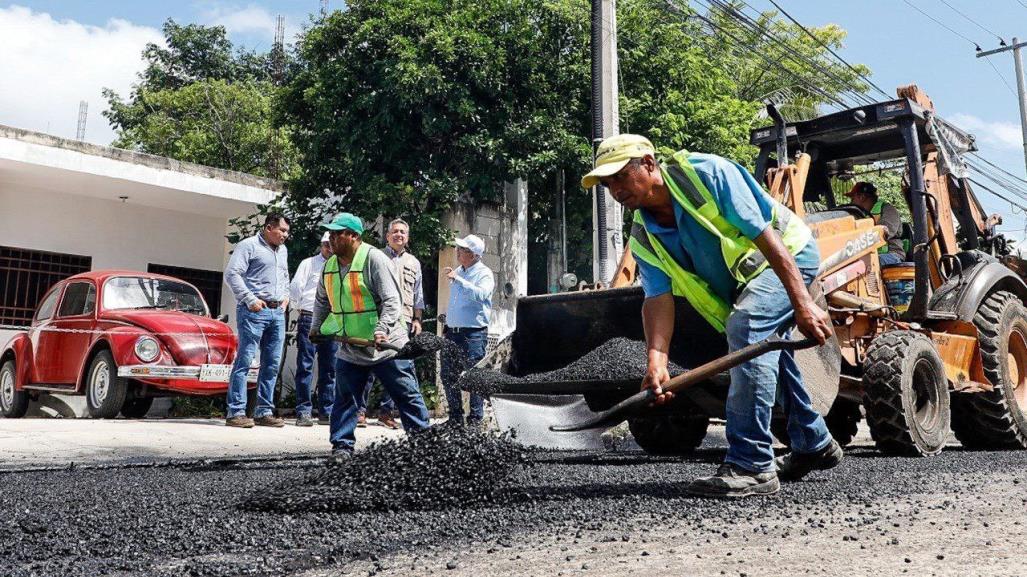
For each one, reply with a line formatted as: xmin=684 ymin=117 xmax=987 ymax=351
xmin=441 ymin=234 xmax=495 ymax=426
xmin=582 ymin=134 xmax=838 ymax=498
xmin=223 ymin=213 xmax=291 ymax=428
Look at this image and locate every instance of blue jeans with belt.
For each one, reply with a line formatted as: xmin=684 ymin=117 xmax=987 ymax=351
xmin=441 ymin=327 xmax=488 ymax=422
xmin=294 ymin=312 xmax=337 ymax=417
xmin=227 ymin=304 xmax=285 ymax=418
xmin=330 ymin=357 xmax=430 ymax=451
xmin=723 ymin=257 xmax=832 ymax=473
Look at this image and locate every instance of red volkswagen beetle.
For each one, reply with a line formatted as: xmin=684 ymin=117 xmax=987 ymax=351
xmin=0 ymin=270 xmax=256 ymax=418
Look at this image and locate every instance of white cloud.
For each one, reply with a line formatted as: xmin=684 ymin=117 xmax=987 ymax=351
xmin=200 ymin=3 xmax=277 ymax=36
xmin=949 ymin=112 xmax=1024 ymax=151
xmin=0 ymin=5 xmax=162 ymax=144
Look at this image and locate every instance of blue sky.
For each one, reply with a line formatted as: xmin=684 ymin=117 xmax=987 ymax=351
xmin=2 ymin=0 xmax=1026 ymax=237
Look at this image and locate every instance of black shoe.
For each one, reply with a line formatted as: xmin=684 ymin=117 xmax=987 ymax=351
xmin=328 ymin=447 xmax=352 ymax=465
xmin=317 ymin=415 xmax=330 ymax=426
xmin=687 ymin=463 xmax=780 ymax=498
xmin=775 ymin=439 xmax=843 ymax=481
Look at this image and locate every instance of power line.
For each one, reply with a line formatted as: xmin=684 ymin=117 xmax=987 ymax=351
xmin=762 ymin=0 xmax=892 ymax=100
xmin=983 ymin=54 xmax=1019 ymax=96
xmin=665 ymin=0 xmax=854 ymax=109
xmin=966 ymin=161 xmax=1027 ymax=201
xmin=938 ymin=0 xmax=1006 ymax=45
xmin=1016 ymin=0 xmax=1027 ymax=11
xmin=703 ymin=0 xmax=876 ymax=106
xmin=900 ymin=0 xmax=982 ymax=51
xmin=969 ymin=152 xmax=1027 ymax=185
xmin=968 ymin=177 xmax=1027 ymax=212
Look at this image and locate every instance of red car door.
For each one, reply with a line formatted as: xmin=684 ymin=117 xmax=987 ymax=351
xmin=44 ymin=281 xmax=99 ymax=385
xmin=29 ymin=285 xmax=63 ymax=384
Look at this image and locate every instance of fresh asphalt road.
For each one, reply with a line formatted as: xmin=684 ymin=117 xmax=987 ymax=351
xmin=1 ymin=419 xmax=1025 ymax=577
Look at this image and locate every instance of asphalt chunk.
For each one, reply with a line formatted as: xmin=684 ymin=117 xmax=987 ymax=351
xmin=460 ymin=337 xmax=688 ymax=395
xmin=240 ymin=425 xmax=529 ymax=514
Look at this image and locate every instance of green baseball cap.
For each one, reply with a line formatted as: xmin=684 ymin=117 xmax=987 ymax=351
xmin=324 ymin=212 xmax=365 ymax=234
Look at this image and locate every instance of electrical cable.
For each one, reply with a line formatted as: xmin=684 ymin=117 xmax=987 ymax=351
xmin=968 ymin=177 xmax=1027 ymax=212
xmin=983 ymin=55 xmax=1019 ymax=97
xmin=900 ymin=0 xmax=983 ymax=51
xmin=969 ymin=152 xmax=1027 ymax=185
xmin=938 ymin=0 xmax=1007 ymax=45
xmin=761 ymin=0 xmax=892 ymax=100
xmin=701 ymin=0 xmax=877 ymax=106
xmin=664 ymin=0 xmax=854 ymax=109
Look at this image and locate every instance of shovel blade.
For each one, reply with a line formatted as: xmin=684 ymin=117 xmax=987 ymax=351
xmin=491 ymin=394 xmax=608 ymax=450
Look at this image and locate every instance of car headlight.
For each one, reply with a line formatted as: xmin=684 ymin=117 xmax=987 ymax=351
xmin=134 ymin=336 xmax=160 ymax=363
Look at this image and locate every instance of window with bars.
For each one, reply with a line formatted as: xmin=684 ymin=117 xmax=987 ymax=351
xmin=146 ymin=264 xmax=224 ymax=316
xmin=0 ymin=246 xmax=92 ymax=327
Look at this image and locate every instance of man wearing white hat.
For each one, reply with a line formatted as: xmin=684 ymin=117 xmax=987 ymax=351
xmin=441 ymin=234 xmax=495 ymax=427
xmin=289 ymin=232 xmax=338 ymax=426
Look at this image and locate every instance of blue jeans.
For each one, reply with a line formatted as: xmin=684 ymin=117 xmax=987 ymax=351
xmin=294 ymin=313 xmax=337 ymax=417
xmin=878 ymin=252 xmax=903 ymax=266
xmin=358 ymin=374 xmax=396 ymax=415
xmin=441 ymin=328 xmax=488 ymax=421
xmin=330 ymin=357 xmax=430 ymax=451
xmin=724 ymin=261 xmax=832 ymax=473
xmin=227 ymin=304 xmax=286 ymax=418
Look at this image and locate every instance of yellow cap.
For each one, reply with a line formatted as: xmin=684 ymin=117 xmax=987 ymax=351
xmin=580 ymin=134 xmax=656 ymax=189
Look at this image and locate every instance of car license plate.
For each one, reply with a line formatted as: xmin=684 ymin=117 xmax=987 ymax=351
xmin=199 ymin=364 xmax=233 ymax=382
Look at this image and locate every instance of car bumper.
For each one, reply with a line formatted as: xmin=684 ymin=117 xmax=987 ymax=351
xmin=117 ymin=365 xmax=259 ymax=383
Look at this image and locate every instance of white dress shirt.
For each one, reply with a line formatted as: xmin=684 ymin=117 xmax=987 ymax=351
xmin=289 ymin=252 xmax=328 ymax=313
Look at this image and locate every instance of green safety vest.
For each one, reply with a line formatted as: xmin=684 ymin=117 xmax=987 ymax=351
xmin=628 ymin=150 xmax=813 ymax=333
xmin=319 ymin=243 xmax=380 ymax=340
xmin=871 ymin=199 xmax=888 ymax=255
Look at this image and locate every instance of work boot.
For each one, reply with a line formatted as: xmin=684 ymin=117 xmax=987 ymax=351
xmin=775 ymin=439 xmax=843 ymax=481
xmin=295 ymin=413 xmax=314 ymax=427
xmin=357 ymin=411 xmax=368 ymax=428
xmin=254 ymin=415 xmax=285 ymax=428
xmin=328 ymin=447 xmax=353 ymax=465
xmin=225 ymin=415 xmax=255 ymax=429
xmin=377 ymin=413 xmax=400 ymax=430
xmin=687 ymin=463 xmax=780 ymax=498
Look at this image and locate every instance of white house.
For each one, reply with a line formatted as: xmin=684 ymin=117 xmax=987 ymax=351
xmin=0 ymin=124 xmax=279 ymax=352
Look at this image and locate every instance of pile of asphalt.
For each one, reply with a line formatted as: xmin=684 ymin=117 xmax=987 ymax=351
xmin=241 ymin=425 xmax=528 ymax=513
xmin=460 ymin=337 xmax=688 ymax=395
xmin=2 ymin=446 xmax=1027 ymax=576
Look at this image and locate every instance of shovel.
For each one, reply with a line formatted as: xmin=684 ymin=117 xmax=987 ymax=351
xmin=331 ymin=333 xmax=447 ymax=361
xmin=549 ymin=335 xmax=817 ymax=433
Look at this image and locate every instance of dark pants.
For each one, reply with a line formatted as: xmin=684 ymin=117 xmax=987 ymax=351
xmin=330 ymin=357 xmax=430 ymax=451
xmin=294 ymin=312 xmax=337 ymax=417
xmin=441 ymin=327 xmax=488 ymax=421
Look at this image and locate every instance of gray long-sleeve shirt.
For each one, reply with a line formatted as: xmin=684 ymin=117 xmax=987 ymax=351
xmin=224 ymin=234 xmax=290 ymax=307
xmin=311 ymin=244 xmax=408 ymax=365
xmin=878 ymin=202 xmax=906 ymax=260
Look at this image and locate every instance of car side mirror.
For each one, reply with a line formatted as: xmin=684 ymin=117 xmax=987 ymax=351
xmin=217 ymin=314 xmax=229 ymax=323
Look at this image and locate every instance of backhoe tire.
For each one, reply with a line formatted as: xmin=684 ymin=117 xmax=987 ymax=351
xmin=772 ymin=399 xmax=861 ymax=450
xmin=951 ymin=291 xmax=1027 ymax=449
xmin=0 ymin=360 xmax=29 ymax=419
xmin=863 ymin=331 xmax=950 ymax=456
xmin=629 ymin=415 xmax=709 ymax=455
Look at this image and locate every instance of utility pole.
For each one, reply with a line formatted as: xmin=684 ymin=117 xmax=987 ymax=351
xmin=590 ymin=0 xmax=623 ymax=285
xmin=978 ymin=37 xmax=1027 ymax=175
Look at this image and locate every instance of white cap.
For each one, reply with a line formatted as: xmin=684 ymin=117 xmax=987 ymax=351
xmin=453 ymin=234 xmax=485 ymax=256
xmin=321 ymin=231 xmax=331 ymax=243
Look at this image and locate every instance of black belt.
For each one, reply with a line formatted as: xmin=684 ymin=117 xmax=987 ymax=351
xmin=265 ymin=300 xmax=283 ymax=309
xmin=299 ymin=310 xmax=313 ymax=316
xmin=445 ymin=326 xmax=486 ymax=334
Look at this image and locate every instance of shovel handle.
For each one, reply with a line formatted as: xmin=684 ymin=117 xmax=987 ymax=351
xmin=333 ymin=336 xmax=403 ymax=353
xmin=549 ymin=336 xmax=818 ymax=433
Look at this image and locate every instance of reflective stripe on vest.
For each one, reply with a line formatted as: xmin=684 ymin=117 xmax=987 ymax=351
xmin=871 ymin=199 xmax=888 ymax=254
xmin=661 ymin=150 xmax=812 ymax=284
xmin=319 ymin=243 xmax=379 ymax=339
xmin=629 ymin=211 xmax=731 ymax=332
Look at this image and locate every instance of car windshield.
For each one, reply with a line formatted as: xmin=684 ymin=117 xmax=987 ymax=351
xmin=102 ymin=277 xmax=207 ymax=315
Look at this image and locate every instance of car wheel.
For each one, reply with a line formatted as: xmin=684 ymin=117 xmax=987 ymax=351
xmin=0 ymin=360 xmax=29 ymax=418
xmin=85 ymin=350 xmax=128 ymax=419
